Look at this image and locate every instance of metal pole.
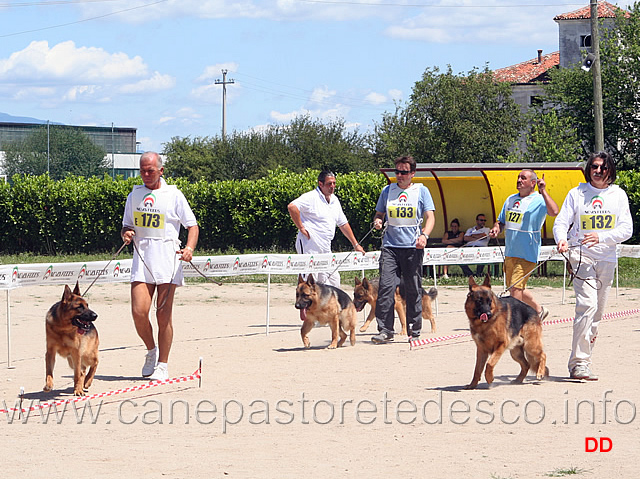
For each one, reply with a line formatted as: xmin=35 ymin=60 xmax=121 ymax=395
xmin=266 ymin=273 xmax=271 ymax=335
xmin=6 ymin=290 xmax=13 ymax=369
xmin=111 ymin=122 xmax=115 ymax=178
xmin=47 ymin=120 xmax=50 ymax=175
xmin=591 ymin=0 xmax=605 ymax=151
xmin=215 ymin=70 xmax=234 ymax=139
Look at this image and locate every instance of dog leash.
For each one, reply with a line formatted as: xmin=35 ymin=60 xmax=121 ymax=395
xmin=82 ymin=241 xmax=128 ymax=296
xmin=325 ymin=225 xmax=377 ymax=282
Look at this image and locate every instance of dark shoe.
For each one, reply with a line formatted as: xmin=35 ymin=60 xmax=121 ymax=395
xmin=371 ymin=331 xmax=394 ymax=344
xmin=408 ymin=335 xmax=420 ymax=343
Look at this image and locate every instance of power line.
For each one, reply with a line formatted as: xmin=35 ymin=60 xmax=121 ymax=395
xmin=0 ymin=0 xmax=169 ymax=38
xmin=295 ymin=0 xmax=585 ymax=8
xmin=233 ymin=72 xmax=397 ymax=111
xmin=0 ymin=0 xmax=123 ymax=7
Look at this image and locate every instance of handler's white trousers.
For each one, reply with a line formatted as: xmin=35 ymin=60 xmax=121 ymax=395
xmin=568 ymin=250 xmax=616 ymax=372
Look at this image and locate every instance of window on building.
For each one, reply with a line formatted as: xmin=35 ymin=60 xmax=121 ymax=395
xmin=530 ymin=96 xmax=543 ymax=107
xmin=580 ymin=35 xmax=592 ymax=48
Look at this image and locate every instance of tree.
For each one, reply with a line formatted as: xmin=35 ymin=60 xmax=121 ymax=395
xmin=524 ymin=109 xmax=583 ymax=162
xmin=163 ymin=115 xmax=379 ymax=182
xmin=544 ymin=3 xmax=640 ymax=169
xmin=373 ymin=65 xmax=523 ymax=163
xmin=1 ymin=126 xmax=108 ymax=179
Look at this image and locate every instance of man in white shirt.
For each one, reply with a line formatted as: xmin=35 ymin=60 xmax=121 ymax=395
xmin=288 ymin=171 xmax=364 ymax=287
xmin=121 ymin=151 xmax=199 ymax=382
xmin=461 ymin=213 xmax=490 ymax=277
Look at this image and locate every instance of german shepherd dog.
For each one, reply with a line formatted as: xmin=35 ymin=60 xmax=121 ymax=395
xmin=353 ymin=276 xmax=438 ymax=335
xmin=44 ymin=282 xmax=99 ymax=396
xmin=295 ymin=275 xmax=357 ymax=349
xmin=465 ymin=275 xmax=547 ymax=389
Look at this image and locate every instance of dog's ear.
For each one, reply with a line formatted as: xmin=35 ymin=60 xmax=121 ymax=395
xmin=307 ymin=274 xmax=315 ymax=285
xmin=354 ymin=277 xmax=361 ymax=286
xmin=468 ymin=275 xmax=477 ymax=291
xmin=482 ymin=274 xmax=491 ymax=288
xmin=298 ymin=275 xmax=305 ymax=285
xmin=362 ymin=277 xmax=369 ymax=289
xmin=62 ymin=284 xmax=73 ymax=303
xmin=73 ymin=281 xmax=81 ymax=296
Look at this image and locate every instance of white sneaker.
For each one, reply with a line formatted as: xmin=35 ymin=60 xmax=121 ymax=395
xmin=149 ymin=363 xmax=169 ymax=381
xmin=142 ymin=348 xmax=158 ymax=377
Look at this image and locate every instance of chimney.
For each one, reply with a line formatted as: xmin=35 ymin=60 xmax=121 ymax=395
xmin=537 ymin=49 xmax=543 ymax=64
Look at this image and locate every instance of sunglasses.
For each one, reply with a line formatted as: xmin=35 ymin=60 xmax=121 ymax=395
xmin=590 ymin=164 xmax=609 ymax=171
xmin=478 ymin=219 xmax=486 ymax=222
xmin=395 ymin=169 xmax=411 ymax=175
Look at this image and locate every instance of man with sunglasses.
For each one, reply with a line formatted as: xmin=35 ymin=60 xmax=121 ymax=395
xmin=489 ymin=169 xmax=559 ymax=322
xmin=371 ymin=156 xmax=435 ymax=343
xmin=288 ymin=170 xmax=365 ymax=287
xmin=461 ymin=214 xmax=490 ymax=277
xmin=554 ymin=152 xmax=632 ymax=381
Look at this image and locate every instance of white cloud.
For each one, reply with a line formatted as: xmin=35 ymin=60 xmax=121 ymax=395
xmin=196 ymin=63 xmax=239 ymax=83
xmin=364 ymin=91 xmax=387 ymax=105
xmin=0 ymin=40 xmax=174 ymax=105
xmin=309 ymin=86 xmax=336 ymax=104
xmin=0 ymin=41 xmax=147 ymax=83
xmin=119 ymin=72 xmax=176 ymax=94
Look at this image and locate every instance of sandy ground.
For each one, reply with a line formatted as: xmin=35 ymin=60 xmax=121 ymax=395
xmin=0 ymin=278 xmax=638 ymax=478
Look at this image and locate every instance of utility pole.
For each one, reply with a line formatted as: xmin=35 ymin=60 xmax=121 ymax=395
xmin=215 ymin=69 xmax=235 ymax=139
xmin=591 ymin=0 xmax=604 ymax=151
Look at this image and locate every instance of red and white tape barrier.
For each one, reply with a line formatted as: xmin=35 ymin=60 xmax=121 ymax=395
xmin=409 ymin=308 xmax=640 ymax=350
xmin=1 ymin=366 xmax=201 ymax=415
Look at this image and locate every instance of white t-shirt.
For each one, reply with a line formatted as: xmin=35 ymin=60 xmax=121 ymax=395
xmin=123 ymin=178 xmax=198 ymax=285
xmin=553 ymin=182 xmax=632 ymax=263
xmin=292 ymin=187 xmax=348 ymax=254
xmin=464 ymin=226 xmax=490 ymax=247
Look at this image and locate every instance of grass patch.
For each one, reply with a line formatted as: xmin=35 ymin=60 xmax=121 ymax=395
xmin=545 ymin=466 xmax=590 ymax=477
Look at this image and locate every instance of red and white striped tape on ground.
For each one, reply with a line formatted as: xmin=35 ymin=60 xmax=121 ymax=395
xmin=409 ymin=308 xmax=640 ymax=351
xmin=1 ymin=366 xmax=201 ymax=415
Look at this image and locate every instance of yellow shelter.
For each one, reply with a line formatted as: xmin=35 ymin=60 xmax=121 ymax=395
xmin=381 ymin=162 xmax=585 ymax=241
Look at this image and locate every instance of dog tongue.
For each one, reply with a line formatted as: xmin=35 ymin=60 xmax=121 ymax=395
xmin=77 ymin=328 xmax=86 ymax=335
xmin=480 ymin=313 xmax=488 ymax=322
xmin=300 ymin=308 xmax=307 ymax=321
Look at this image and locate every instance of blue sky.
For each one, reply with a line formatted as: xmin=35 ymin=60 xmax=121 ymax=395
xmin=0 ymin=0 xmax=634 ymax=152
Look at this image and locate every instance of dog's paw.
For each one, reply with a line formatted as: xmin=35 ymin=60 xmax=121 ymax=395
xmin=73 ymin=388 xmax=86 ymax=397
xmin=43 ymin=384 xmax=52 ymax=392
xmin=464 ymin=383 xmax=477 ymax=390
xmin=359 ymin=325 xmax=368 ymax=332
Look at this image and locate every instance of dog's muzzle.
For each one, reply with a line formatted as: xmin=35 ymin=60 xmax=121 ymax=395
xmin=72 ymin=311 xmax=97 ymax=335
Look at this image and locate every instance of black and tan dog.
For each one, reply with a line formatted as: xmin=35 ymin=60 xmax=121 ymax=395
xmin=44 ymin=282 xmax=99 ymax=396
xmin=353 ymin=276 xmax=438 ymax=335
xmin=465 ymin=275 xmax=548 ymax=389
xmin=295 ymin=275 xmax=357 ymax=349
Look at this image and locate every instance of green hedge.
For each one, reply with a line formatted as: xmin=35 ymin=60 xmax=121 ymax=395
xmin=1 ymin=169 xmax=637 ymax=255
xmin=0 ymin=169 xmax=386 ymax=255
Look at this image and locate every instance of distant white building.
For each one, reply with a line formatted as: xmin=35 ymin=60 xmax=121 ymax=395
xmin=0 ymin=121 xmax=142 ymax=178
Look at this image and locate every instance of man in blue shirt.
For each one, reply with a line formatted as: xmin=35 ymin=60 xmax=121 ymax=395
xmin=371 ymin=156 xmax=435 ymax=343
xmin=489 ymin=169 xmax=559 ymax=320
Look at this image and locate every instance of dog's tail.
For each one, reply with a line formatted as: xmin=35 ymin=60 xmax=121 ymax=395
xmin=423 ymin=286 xmax=438 ymax=301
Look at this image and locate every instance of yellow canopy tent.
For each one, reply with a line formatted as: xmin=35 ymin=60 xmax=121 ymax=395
xmin=380 ymin=162 xmax=585 ymax=242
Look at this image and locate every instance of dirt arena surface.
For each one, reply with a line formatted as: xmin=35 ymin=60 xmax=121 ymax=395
xmin=0 ymin=280 xmax=638 ymax=478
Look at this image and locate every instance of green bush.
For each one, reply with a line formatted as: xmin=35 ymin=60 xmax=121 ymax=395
xmin=0 ymin=170 xmax=386 ymax=254
xmin=616 ymin=170 xmax=640 ymax=244
xmin=3 ymin=170 xmax=634 ymax=255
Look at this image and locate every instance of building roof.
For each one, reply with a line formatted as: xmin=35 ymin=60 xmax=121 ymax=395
xmin=553 ymin=1 xmax=626 ymax=21
xmin=493 ymin=51 xmax=559 ymax=84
